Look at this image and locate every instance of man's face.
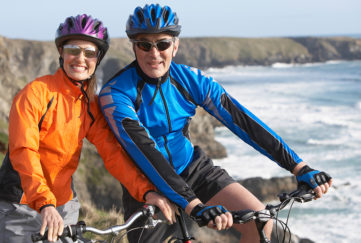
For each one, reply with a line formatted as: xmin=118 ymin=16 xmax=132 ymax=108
xmin=133 ymin=33 xmax=179 ymax=78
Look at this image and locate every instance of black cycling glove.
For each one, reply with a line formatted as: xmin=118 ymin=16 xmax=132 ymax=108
xmin=190 ymin=204 xmax=228 ymax=227
xmin=296 ymin=165 xmax=332 ymax=189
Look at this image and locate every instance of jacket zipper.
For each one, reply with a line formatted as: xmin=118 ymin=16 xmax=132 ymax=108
xmin=158 ymin=83 xmax=172 ymax=132
xmin=163 ymin=135 xmax=174 ymax=168
xmin=158 ymin=80 xmax=174 ymax=167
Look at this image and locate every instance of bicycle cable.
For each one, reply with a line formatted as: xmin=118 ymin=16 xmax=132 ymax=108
xmin=273 ymin=197 xmax=295 ymax=243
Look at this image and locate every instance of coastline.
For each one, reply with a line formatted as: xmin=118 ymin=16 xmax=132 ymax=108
xmin=0 ymin=35 xmax=357 ymax=242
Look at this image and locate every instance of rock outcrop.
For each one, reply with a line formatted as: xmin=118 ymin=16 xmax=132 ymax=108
xmin=189 ymin=108 xmax=227 ymax=158
xmin=1 ymin=35 xmax=361 ymax=123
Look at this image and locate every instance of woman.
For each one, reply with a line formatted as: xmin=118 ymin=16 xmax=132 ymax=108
xmin=99 ymin=4 xmax=332 ymax=243
xmin=0 ymin=14 xmax=174 ymax=243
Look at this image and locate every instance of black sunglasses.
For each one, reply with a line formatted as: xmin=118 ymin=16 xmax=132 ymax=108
xmin=131 ymin=38 xmax=175 ymax=52
xmin=63 ymin=44 xmax=99 ymax=59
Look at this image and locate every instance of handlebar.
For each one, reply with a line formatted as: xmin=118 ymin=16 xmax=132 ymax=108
xmin=32 ymin=185 xmax=315 ymax=242
xmin=231 ymin=184 xmax=315 ymax=243
xmin=232 ymin=183 xmax=315 ymax=224
xmin=31 ymin=204 xmax=162 ymax=242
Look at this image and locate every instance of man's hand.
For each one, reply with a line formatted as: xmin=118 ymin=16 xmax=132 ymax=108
xmin=40 ymin=206 xmax=64 ymax=242
xmin=145 ymin=191 xmax=177 ymax=224
xmin=293 ymin=162 xmax=333 ymax=198
xmin=190 ymin=203 xmax=233 ymax=230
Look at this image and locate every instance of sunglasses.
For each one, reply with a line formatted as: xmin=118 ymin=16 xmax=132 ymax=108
xmin=62 ymin=44 xmax=99 ymax=58
xmin=131 ymin=38 xmax=175 ymax=52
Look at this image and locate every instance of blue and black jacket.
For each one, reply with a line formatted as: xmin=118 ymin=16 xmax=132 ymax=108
xmin=99 ymin=61 xmax=302 ymax=210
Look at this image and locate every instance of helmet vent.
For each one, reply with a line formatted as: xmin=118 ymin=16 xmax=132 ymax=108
xmin=136 ymin=11 xmax=144 ymax=25
xmin=164 ymin=10 xmax=170 ymax=24
xmin=81 ymin=18 xmax=87 ymax=28
xmin=66 ymin=18 xmax=74 ymax=30
xmin=151 ymin=8 xmax=156 ymax=22
xmin=94 ymin=22 xmax=100 ymax=32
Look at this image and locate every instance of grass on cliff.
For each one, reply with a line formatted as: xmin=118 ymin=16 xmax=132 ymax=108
xmin=78 ymin=201 xmax=128 ymax=243
xmin=176 ymin=37 xmax=310 ymax=67
xmin=74 ymin=140 xmax=129 ymax=242
xmin=0 ymin=131 xmax=8 ymax=164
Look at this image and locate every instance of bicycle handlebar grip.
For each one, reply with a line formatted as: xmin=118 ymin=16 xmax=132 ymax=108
xmin=31 ymin=232 xmax=46 ymax=242
xmin=232 ymin=209 xmax=255 ymax=224
xmin=31 ymin=225 xmax=74 ymax=242
xmin=298 ymin=182 xmax=313 ymax=192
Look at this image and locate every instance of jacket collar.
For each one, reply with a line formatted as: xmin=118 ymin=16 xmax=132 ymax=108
xmin=55 ymin=68 xmax=85 ymax=99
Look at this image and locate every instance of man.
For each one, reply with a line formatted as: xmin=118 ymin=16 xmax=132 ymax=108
xmin=99 ymin=4 xmax=332 ymax=242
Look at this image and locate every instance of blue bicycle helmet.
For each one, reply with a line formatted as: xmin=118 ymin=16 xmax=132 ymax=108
xmin=126 ymin=4 xmax=181 ymax=38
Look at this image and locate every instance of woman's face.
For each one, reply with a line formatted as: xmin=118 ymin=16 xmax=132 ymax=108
xmin=133 ymin=33 xmax=179 ymax=78
xmin=60 ymin=40 xmax=98 ymax=81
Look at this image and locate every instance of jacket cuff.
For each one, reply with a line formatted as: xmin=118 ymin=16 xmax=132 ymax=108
xmin=143 ymin=190 xmax=157 ymax=201
xmin=39 ymin=204 xmax=56 ymax=212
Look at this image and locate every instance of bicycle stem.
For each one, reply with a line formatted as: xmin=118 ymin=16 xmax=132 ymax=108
xmin=176 ymin=210 xmax=194 ymax=242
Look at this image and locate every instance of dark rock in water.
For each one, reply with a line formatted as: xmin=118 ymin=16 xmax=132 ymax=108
xmin=239 ymin=176 xmax=297 ymax=202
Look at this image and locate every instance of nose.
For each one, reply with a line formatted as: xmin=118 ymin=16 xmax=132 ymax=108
xmin=79 ymin=50 xmax=87 ymax=59
xmin=73 ymin=50 xmax=87 ymax=62
xmin=148 ymin=45 xmax=160 ymax=56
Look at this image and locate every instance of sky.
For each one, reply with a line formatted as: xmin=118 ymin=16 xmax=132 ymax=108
xmin=0 ymin=0 xmax=360 ymax=41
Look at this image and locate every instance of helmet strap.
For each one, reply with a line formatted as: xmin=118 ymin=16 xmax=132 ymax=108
xmin=59 ymin=60 xmax=96 ymax=126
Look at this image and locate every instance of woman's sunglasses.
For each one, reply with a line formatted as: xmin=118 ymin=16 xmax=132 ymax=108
xmin=63 ymin=44 xmax=99 ymax=59
xmin=131 ymin=38 xmax=174 ymax=52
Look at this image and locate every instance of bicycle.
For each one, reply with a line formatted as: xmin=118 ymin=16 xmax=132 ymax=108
xmin=31 ymin=184 xmax=315 ymax=243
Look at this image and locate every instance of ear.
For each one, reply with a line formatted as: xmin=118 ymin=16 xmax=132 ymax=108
xmin=172 ymin=38 xmax=179 ymax=58
xmin=59 ymin=47 xmax=63 ymax=57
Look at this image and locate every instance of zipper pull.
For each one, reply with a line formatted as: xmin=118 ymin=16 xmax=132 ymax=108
xmin=149 ymin=81 xmax=161 ymax=105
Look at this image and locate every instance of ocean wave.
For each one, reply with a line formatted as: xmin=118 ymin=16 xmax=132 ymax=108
xmin=356 ymin=101 xmax=361 ymax=110
xmin=307 ymin=138 xmax=345 ymax=146
xmin=271 ymin=62 xmax=296 ymax=68
xmin=271 ymin=61 xmax=330 ymax=69
xmin=300 ymin=113 xmax=350 ymax=127
xmin=208 ymin=60 xmax=351 ymax=71
xmin=271 ymin=60 xmax=351 ymax=69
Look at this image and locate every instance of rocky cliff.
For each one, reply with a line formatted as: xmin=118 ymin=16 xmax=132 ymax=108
xmin=1 ymin=35 xmax=360 ymax=123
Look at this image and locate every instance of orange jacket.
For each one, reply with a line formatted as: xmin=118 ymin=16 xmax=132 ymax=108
xmin=8 ymin=68 xmax=155 ymax=212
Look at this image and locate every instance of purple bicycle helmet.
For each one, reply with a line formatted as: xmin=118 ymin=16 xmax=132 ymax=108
xmin=126 ymin=4 xmax=181 ymax=38
xmin=55 ymin=14 xmax=110 ymax=63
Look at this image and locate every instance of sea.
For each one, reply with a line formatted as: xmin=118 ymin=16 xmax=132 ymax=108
xmin=204 ymin=60 xmax=361 ymax=243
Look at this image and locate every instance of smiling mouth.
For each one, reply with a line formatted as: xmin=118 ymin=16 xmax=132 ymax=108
xmin=148 ymin=61 xmax=163 ymax=67
xmin=71 ymin=65 xmax=87 ymax=72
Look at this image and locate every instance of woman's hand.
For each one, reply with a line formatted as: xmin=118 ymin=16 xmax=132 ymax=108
xmin=40 ymin=206 xmax=64 ymax=242
xmin=145 ymin=191 xmax=177 ymax=224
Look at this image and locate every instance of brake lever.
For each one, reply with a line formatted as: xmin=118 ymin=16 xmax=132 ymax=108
xmin=144 ymin=218 xmax=164 ymax=229
xmin=278 ymin=183 xmax=315 ymax=203
xmin=232 ymin=209 xmax=256 ymax=224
